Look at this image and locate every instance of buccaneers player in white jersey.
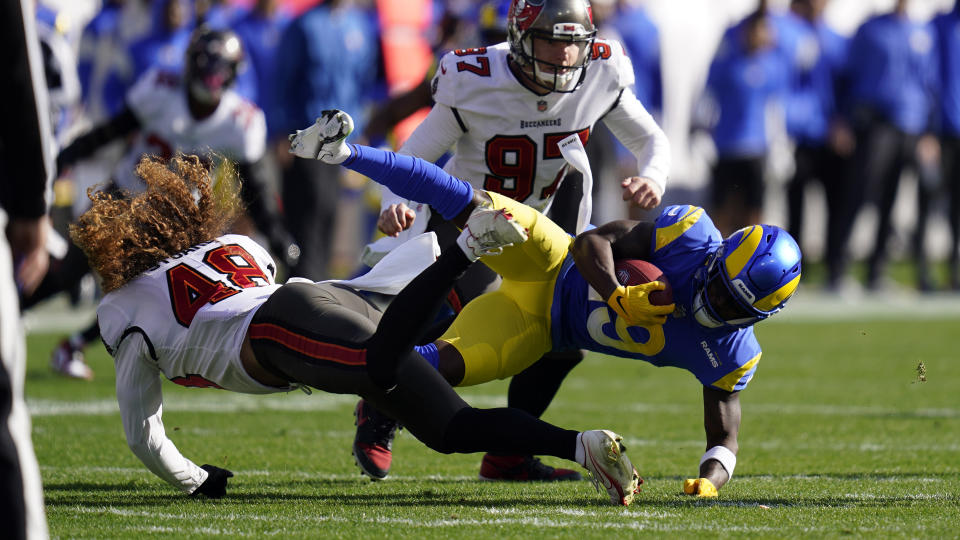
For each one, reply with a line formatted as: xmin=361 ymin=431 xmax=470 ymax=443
xmin=354 ymin=0 xmax=671 ymax=483
xmin=28 ymin=27 xmax=297 ymax=381
xmin=72 ymin=152 xmax=641 ymax=506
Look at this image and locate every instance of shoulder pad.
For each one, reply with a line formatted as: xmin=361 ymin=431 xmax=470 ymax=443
xmin=653 ymin=205 xmax=718 ymax=252
xmin=431 ymin=45 xmax=506 ymax=108
xmin=590 ymin=38 xmax=635 ymax=90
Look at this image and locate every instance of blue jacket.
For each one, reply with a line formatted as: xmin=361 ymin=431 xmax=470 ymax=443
xmin=232 ymin=8 xmax=292 ymax=139
xmin=274 ymin=5 xmax=381 ymax=137
xmin=707 ymin=24 xmax=789 ymax=157
xmin=933 ymin=8 xmax=960 ymax=136
xmin=846 ymin=13 xmax=938 ymax=135
xmin=785 ymin=15 xmax=848 ymax=144
xmin=612 ymin=6 xmax=662 ymax=113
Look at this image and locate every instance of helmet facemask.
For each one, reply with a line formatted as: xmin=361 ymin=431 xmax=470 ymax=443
xmin=692 ymin=248 xmax=766 ymax=329
xmin=185 ymin=29 xmax=242 ymax=106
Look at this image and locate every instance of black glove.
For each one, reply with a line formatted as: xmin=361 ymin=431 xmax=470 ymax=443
xmin=191 ymin=464 xmax=234 ymax=499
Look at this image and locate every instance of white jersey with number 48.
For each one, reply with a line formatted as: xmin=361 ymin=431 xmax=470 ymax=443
xmin=98 ymin=234 xmax=283 ymax=494
xmin=98 ymin=234 xmax=280 ymax=395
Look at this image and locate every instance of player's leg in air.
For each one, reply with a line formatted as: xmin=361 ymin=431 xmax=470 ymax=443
xmin=248 ymin=166 xmax=640 ymax=504
xmin=290 ymin=111 xmax=585 ymax=480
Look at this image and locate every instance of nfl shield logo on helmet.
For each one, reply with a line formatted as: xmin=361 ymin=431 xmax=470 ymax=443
xmin=537 ymin=99 xmax=547 ymax=111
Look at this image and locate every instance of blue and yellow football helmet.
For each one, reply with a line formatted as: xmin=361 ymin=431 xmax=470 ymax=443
xmin=693 ymin=225 xmax=802 ymax=329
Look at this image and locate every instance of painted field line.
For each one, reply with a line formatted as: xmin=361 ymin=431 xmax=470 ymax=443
xmin=40 ymin=465 xmax=480 ymax=482
xmin=480 ymin=506 xmax=679 ymax=519
xmin=28 ymin=395 xmax=960 ymax=419
xmin=67 ymin=505 xmax=942 ymax=534
xmin=615 ymin=401 xmax=960 ymax=419
xmin=27 ymin=393 xmax=354 ymax=416
xmin=44 ymin=465 xmax=956 ymax=486
xmin=22 ymin=290 xmax=960 ymax=335
xmin=619 ymin=436 xmax=960 ymax=453
xmin=67 ymin=505 xmax=750 ymax=532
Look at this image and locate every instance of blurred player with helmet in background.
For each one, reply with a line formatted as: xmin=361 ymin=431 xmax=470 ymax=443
xmin=291 ymin=109 xmax=801 ymax=497
xmin=27 ymin=26 xmax=298 ymax=381
xmin=353 ymin=0 xmax=671 ymax=484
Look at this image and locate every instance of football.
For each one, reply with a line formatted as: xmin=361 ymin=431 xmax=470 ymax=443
xmin=614 ymin=259 xmax=674 ymax=306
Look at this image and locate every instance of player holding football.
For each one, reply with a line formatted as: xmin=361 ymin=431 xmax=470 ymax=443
xmin=291 ymin=110 xmax=802 ymax=497
xmin=29 ymin=27 xmax=298 ymax=380
xmin=70 ymin=152 xmax=642 ymax=505
xmin=358 ymin=0 xmax=672 ymax=483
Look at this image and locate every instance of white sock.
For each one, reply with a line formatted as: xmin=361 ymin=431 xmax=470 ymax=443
xmin=323 ymin=143 xmax=351 ymax=164
xmin=574 ymin=432 xmax=586 ymax=467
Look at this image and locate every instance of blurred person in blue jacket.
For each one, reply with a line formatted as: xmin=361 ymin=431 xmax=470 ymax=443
xmin=933 ymin=2 xmax=960 ymax=290
xmin=77 ymin=0 xmax=129 ymax=120
xmin=610 ymin=0 xmax=661 ymax=117
xmin=232 ymin=0 xmax=292 ymax=141
xmin=702 ymin=7 xmax=789 ymax=235
xmin=123 ymin=0 xmax=195 ymax=88
xmin=274 ymin=0 xmax=381 ymax=281
xmin=196 ymin=0 xmax=241 ymax=29
xmin=782 ymin=0 xmax=852 ymax=283
xmin=839 ymin=0 xmax=939 ymax=292
xmin=97 ymin=0 xmax=194 ymax=122
xmin=76 ymin=0 xmax=155 ymax=121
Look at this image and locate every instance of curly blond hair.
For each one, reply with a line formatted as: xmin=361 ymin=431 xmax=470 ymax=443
xmin=70 ymin=154 xmax=244 ymax=293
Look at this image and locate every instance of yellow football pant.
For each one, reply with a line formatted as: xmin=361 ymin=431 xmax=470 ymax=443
xmin=439 ymin=191 xmax=573 ymax=386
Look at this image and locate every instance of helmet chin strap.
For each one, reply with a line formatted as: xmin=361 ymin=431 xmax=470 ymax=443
xmin=532 ymin=62 xmax=575 ymax=91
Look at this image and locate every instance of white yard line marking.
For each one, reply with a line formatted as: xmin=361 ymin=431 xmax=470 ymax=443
xmin=27 ymin=396 xmax=960 ymax=419
xmin=64 ymin=505 xmax=941 ymax=534
xmin=22 ymin=292 xmax=960 ymax=335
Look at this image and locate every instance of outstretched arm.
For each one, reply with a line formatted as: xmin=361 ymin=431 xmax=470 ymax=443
xmin=113 ymin=333 xmax=231 ymax=497
xmin=56 ymin=107 xmax=139 ymax=174
xmin=685 ymin=386 xmax=741 ymax=496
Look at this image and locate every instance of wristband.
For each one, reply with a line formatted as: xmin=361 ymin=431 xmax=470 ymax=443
xmin=699 ymin=445 xmax=737 ymax=479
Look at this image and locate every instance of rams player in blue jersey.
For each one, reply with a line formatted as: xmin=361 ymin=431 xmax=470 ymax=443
xmin=291 ymin=110 xmax=802 ymax=497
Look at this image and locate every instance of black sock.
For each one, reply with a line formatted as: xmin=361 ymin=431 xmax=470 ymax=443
xmin=365 ymin=248 xmax=472 ymax=389
xmin=441 ymin=407 xmax=578 ymax=461
xmin=507 ymin=349 xmax=584 ymax=418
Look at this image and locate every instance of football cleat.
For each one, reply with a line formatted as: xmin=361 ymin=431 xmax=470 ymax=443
xmin=50 ymin=338 xmax=93 ymax=381
xmin=352 ymin=399 xmax=401 ymax=480
xmin=456 ymin=206 xmax=529 ymax=261
xmin=288 ymin=109 xmax=354 ymax=164
xmin=579 ymin=430 xmax=642 ymax=506
xmin=479 ymin=454 xmax=582 ymax=482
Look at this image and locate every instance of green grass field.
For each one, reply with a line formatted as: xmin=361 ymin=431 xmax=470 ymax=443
xmin=24 ymin=306 xmax=960 ymax=538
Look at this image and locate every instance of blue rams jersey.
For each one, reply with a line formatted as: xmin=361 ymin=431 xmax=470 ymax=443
xmin=551 ymin=205 xmax=763 ymax=392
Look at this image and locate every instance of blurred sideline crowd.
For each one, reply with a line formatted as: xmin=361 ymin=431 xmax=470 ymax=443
xmin=25 ymin=0 xmax=960 ymax=379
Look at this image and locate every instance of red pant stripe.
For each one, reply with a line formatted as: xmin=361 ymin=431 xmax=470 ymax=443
xmin=248 ymin=323 xmax=367 ymax=366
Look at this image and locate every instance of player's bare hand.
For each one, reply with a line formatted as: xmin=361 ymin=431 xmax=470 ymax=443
xmin=378 ymin=203 xmax=416 ymax=236
xmin=621 ymin=177 xmax=662 ymax=209
xmin=7 ymin=216 xmax=50 ymax=297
